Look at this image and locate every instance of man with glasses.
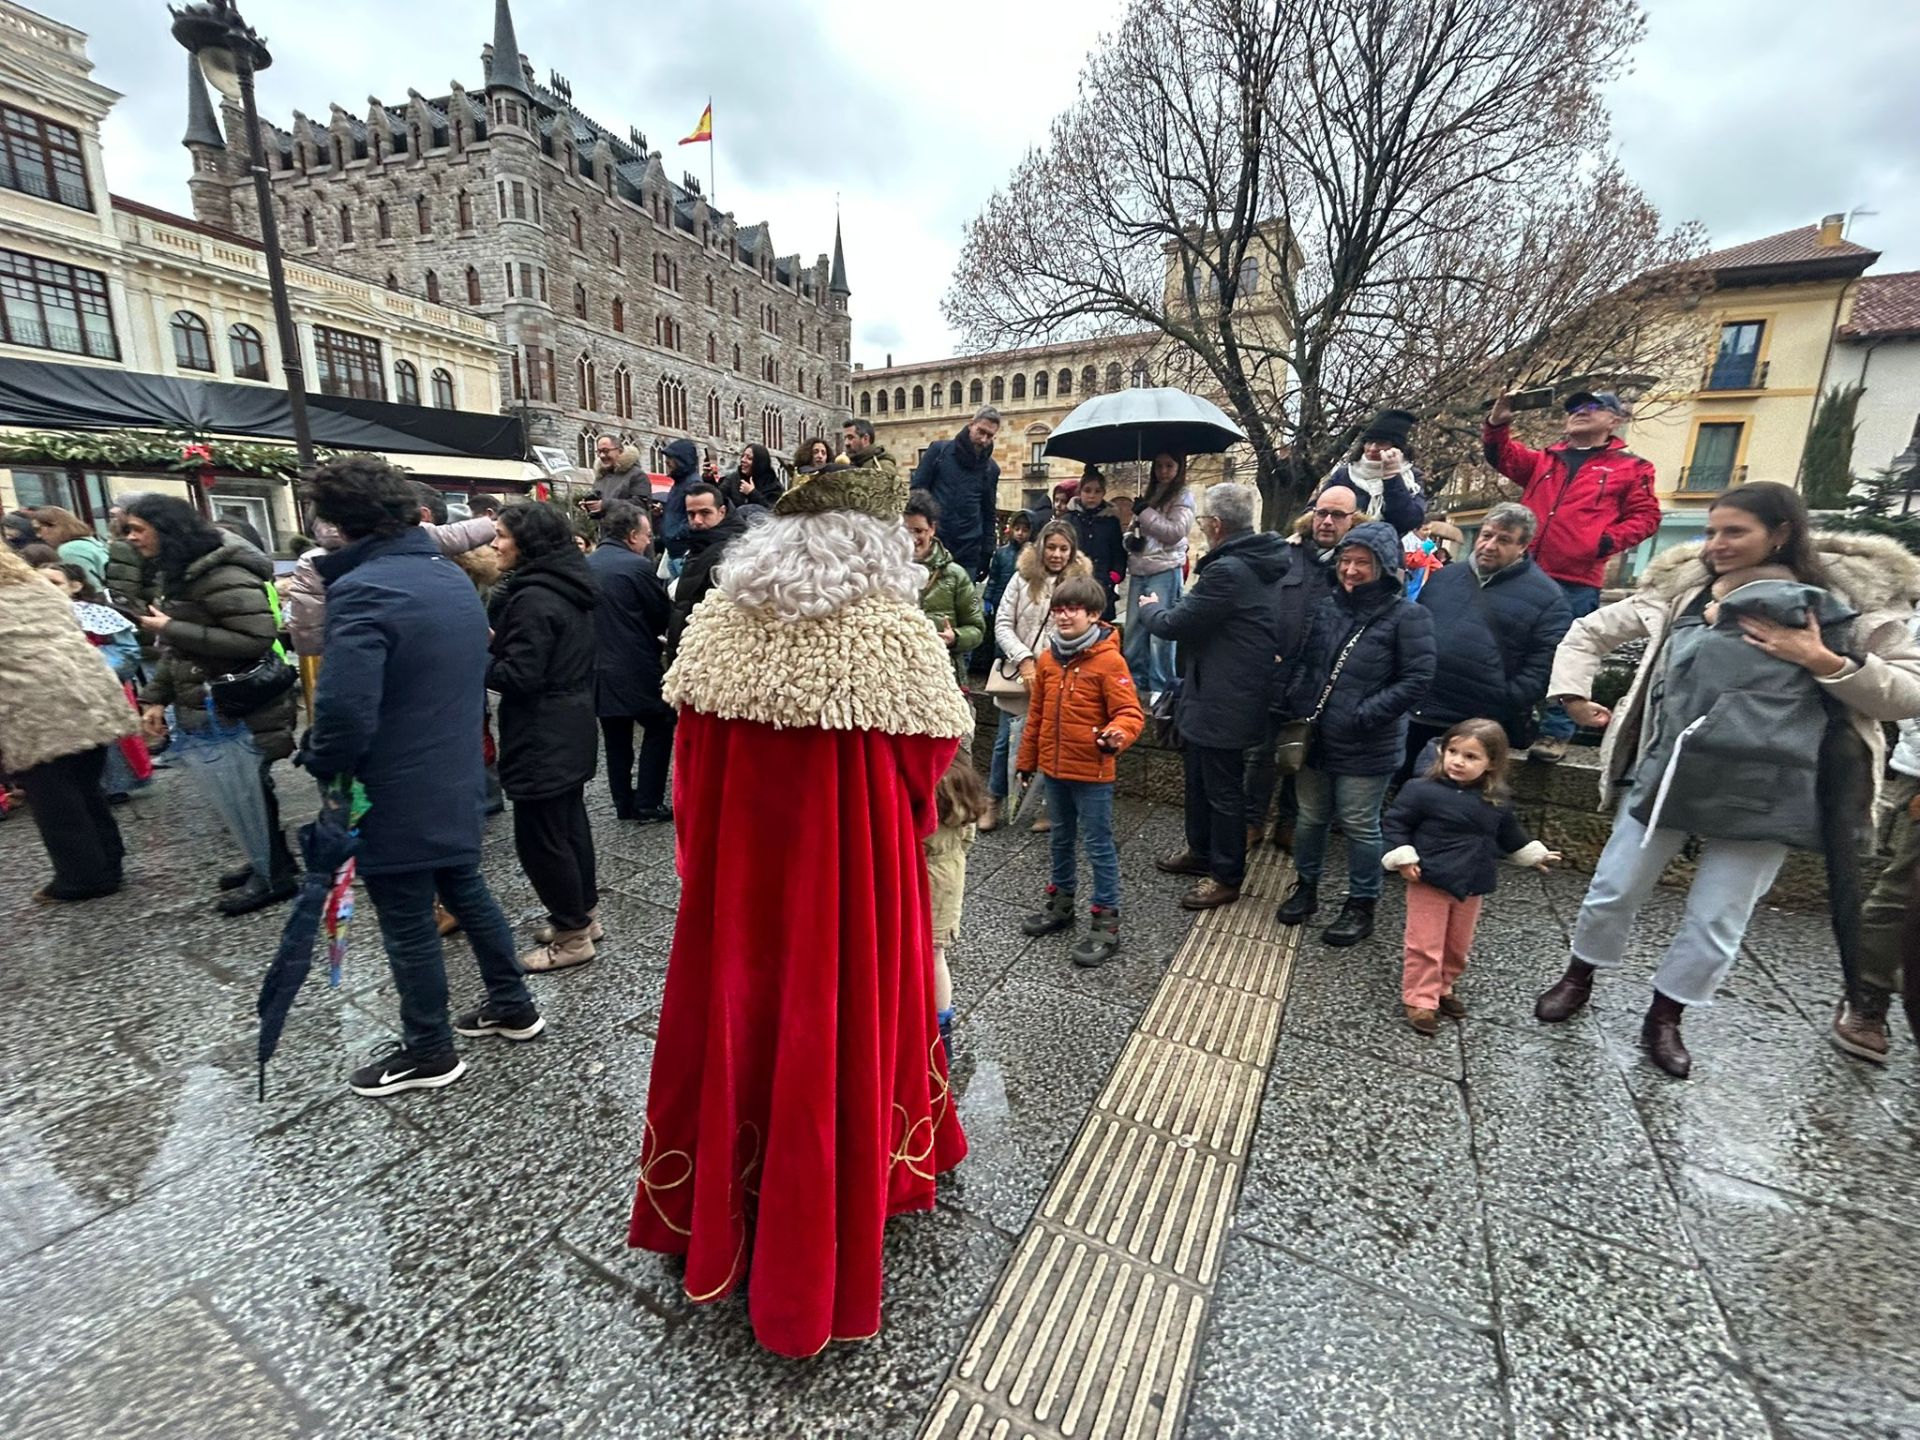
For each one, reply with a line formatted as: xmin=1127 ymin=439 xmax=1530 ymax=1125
xmin=1484 ymin=390 xmax=1660 ymax=762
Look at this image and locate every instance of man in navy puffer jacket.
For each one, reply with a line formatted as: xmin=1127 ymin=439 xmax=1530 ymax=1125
xmin=1274 ymin=521 xmax=1435 ymax=946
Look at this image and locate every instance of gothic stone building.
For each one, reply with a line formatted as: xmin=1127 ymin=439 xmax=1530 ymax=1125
xmin=182 ymin=0 xmax=853 ymax=470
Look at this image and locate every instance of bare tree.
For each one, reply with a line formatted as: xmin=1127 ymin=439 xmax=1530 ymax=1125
xmin=945 ymin=0 xmax=1709 ymax=521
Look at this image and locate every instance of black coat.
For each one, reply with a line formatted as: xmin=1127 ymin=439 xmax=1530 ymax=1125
xmin=911 ymin=429 xmax=1001 ymax=579
xmin=586 ymin=542 xmax=672 ymax=719
xmin=303 ymin=528 xmax=490 ymax=875
xmin=667 ymin=512 xmax=748 ymax=666
xmin=1067 ymin=501 xmax=1129 ymax=617
xmin=1273 ymin=540 xmax=1339 ymax=661
xmin=1142 ymin=529 xmax=1290 ymax=750
xmin=1280 ymin=523 xmax=1436 ymax=776
xmin=1413 ymin=556 xmax=1572 ymax=743
xmin=1383 ymin=776 xmax=1538 ymax=901
xmin=488 ymin=548 xmax=599 ymax=800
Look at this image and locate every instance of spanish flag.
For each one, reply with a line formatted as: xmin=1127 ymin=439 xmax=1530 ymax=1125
xmin=679 ymin=103 xmax=712 ymax=145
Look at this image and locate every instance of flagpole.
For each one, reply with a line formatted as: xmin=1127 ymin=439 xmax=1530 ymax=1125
xmin=707 ymin=97 xmax=714 ymax=208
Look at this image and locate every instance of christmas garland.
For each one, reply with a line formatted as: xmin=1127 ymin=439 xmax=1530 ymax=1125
xmin=0 ymin=428 xmax=331 ymax=478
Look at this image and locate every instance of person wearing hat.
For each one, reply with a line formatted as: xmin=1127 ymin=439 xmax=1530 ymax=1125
xmin=1484 ymin=389 xmax=1662 ymax=762
xmin=1317 ymin=408 xmax=1428 ymax=537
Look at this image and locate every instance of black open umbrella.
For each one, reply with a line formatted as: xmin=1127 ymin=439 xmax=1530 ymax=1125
xmin=256 ymin=786 xmax=358 ymax=1099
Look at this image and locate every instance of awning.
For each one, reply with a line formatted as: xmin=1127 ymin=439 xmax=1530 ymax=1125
xmin=0 ymin=357 xmax=524 ymax=459
xmin=379 ymin=454 xmax=547 ymax=485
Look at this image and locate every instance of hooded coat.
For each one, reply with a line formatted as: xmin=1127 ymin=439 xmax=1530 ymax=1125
xmin=1066 ymin=498 xmax=1128 ymax=615
xmin=722 ymin=445 xmax=785 ymax=512
xmin=487 ymin=547 xmax=599 ymax=800
xmin=140 ymin=537 xmax=295 ymax=760
xmin=595 ymin=444 xmax=654 ymax=506
xmin=910 ymin=427 xmax=1001 ymax=579
xmin=0 ymin=549 xmax=137 ymax=772
xmin=1547 ymin=531 xmax=1920 ymax=815
xmin=659 ymin=438 xmax=702 ymax=558
xmin=1141 ymin=528 xmax=1291 ymax=750
xmin=1279 ymin=521 xmax=1437 ymax=776
xmin=916 ymin=538 xmax=986 ymax=664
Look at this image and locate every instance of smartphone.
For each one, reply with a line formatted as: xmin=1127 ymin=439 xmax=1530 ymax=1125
xmin=1507 ymin=386 xmax=1557 ymax=412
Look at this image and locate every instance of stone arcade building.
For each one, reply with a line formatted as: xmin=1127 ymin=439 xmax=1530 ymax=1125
xmin=181 ymin=0 xmax=853 ymax=469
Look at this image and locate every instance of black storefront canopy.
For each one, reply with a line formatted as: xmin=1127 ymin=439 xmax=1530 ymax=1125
xmin=0 ymin=357 xmax=524 ymax=459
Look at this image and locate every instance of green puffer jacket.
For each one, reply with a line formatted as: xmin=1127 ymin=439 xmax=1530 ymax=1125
xmin=918 ymin=540 xmax=985 ymax=680
xmin=139 ymin=539 xmax=295 ymax=759
xmin=105 ymin=537 xmax=160 ymax=663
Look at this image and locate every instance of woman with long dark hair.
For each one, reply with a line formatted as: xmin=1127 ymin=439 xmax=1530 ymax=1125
xmin=490 ymin=502 xmax=602 ymax=971
xmin=723 ymin=443 xmax=784 ymax=511
xmin=1535 ymin=483 xmax=1920 ymax=1076
xmin=125 ymin=494 xmax=297 ymax=914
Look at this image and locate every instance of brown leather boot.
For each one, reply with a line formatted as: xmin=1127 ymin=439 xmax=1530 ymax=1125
xmin=1641 ymin=992 xmax=1692 ymax=1079
xmin=1404 ymin=1005 xmax=1439 ymax=1036
xmin=1534 ymin=960 xmax=1596 ymax=1023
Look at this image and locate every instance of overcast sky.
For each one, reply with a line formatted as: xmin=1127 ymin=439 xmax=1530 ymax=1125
xmin=55 ymin=0 xmax=1920 ymax=370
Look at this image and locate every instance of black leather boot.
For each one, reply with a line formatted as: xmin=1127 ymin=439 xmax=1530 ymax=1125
xmin=1275 ymin=880 xmax=1319 ymax=927
xmin=1319 ymin=897 xmax=1376 ymax=948
xmin=1641 ymin=992 xmax=1692 ymax=1079
xmin=218 ymin=863 xmax=254 ymax=891
xmin=1534 ymin=960 xmax=1596 ymax=1023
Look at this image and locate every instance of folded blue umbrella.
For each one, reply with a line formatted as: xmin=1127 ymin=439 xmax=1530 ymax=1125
xmin=256 ymin=784 xmax=359 ymax=1099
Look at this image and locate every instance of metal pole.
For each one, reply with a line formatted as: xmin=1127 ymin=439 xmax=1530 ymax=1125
xmin=234 ymin=54 xmax=314 ymax=469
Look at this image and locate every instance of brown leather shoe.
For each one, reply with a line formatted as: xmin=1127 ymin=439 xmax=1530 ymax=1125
xmin=1405 ymin=1005 xmax=1439 ymax=1036
xmin=1437 ymin=992 xmax=1466 ymax=1019
xmin=1155 ymin=849 xmax=1211 ymax=877
xmin=1830 ymin=992 xmax=1891 ymax=1064
xmin=1534 ymin=961 xmax=1596 ymax=1023
xmin=1180 ymin=878 xmax=1242 ymax=910
xmin=1641 ymin=995 xmax=1692 ymax=1079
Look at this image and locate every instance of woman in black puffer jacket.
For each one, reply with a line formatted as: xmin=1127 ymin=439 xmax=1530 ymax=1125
xmin=490 ymin=502 xmax=601 ymax=972
xmin=1275 ymin=520 xmax=1435 ymax=947
xmin=125 ymin=495 xmax=298 ymax=916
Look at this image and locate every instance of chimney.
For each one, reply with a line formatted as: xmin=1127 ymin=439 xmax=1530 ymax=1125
xmin=1818 ymin=213 xmax=1845 ymax=247
xmin=886 ymin=352 xmax=893 ymax=368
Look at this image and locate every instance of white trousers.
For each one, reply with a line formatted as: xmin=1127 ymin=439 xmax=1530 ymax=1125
xmin=1570 ymin=799 xmax=1788 ymax=1007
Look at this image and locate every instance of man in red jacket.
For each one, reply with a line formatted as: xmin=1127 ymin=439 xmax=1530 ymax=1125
xmin=1483 ymin=389 xmax=1661 ymax=761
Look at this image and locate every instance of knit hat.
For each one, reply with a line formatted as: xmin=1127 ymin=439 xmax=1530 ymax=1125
xmin=1359 ymin=408 xmax=1416 ymax=456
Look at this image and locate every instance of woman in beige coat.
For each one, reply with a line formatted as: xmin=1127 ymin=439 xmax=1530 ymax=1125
xmin=1532 ymin=485 xmax=1920 ymax=1077
xmin=0 ymin=544 xmax=137 ymax=899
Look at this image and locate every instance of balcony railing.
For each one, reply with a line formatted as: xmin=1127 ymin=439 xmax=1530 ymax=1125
xmin=1023 ymin=461 xmax=1050 ymax=479
xmin=1702 ymin=357 xmax=1769 ymax=392
xmin=1679 ymin=463 xmax=1746 ymax=493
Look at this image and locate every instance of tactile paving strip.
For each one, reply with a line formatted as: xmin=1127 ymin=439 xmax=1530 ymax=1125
xmin=920 ymin=849 xmax=1298 ymax=1440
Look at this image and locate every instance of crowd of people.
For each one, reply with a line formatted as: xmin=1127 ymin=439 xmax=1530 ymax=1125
xmin=4 ymin=384 xmax=1919 ymax=1358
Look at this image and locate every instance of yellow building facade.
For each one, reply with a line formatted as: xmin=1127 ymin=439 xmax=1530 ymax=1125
xmin=0 ymin=0 xmax=507 ymax=545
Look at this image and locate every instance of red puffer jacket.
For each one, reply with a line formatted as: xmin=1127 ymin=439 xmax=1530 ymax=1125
xmin=1482 ymin=424 xmax=1662 ymax=588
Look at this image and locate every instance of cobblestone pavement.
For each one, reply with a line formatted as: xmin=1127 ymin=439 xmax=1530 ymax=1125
xmin=3 ymin=767 xmax=1917 ymax=1438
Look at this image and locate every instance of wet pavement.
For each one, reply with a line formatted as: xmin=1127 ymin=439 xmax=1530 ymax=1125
xmin=3 ymin=766 xmax=1917 ymax=1438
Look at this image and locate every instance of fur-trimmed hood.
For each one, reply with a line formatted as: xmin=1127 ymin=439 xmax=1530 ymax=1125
xmin=1637 ymin=531 xmax=1920 ymax=617
xmin=1014 ymin=541 xmax=1092 ymax=597
xmin=596 ymin=444 xmax=644 ymax=476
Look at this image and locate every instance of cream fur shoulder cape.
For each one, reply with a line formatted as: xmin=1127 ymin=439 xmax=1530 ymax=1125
xmin=665 ymin=591 xmax=974 ymax=739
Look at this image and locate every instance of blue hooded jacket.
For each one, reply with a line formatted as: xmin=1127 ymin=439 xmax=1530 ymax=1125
xmin=659 ymin=438 xmax=702 ymax=558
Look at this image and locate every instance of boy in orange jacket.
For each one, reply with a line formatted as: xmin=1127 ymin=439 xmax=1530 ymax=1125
xmin=1016 ymin=575 xmax=1146 ymax=965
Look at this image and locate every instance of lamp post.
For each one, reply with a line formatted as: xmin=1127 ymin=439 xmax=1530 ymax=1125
xmin=169 ymin=0 xmax=314 ymax=469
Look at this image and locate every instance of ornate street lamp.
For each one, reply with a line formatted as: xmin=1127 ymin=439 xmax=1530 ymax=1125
xmin=170 ymin=0 xmax=315 ymax=468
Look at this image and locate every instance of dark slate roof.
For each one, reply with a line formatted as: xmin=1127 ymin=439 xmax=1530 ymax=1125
xmin=830 ymin=216 xmax=849 ymax=294
xmin=485 ymin=0 xmax=530 ymax=97
xmin=1841 ymin=270 xmax=1920 ymax=339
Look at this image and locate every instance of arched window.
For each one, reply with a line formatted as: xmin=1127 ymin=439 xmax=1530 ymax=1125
xmin=893 ymin=387 xmax=906 ymax=412
xmin=394 ymin=360 xmax=420 ymax=406
xmin=1130 ymin=361 xmax=1150 ymax=388
xmin=912 ymin=385 xmax=925 ymax=410
xmin=227 ymin=323 xmax=266 ymax=380
xmin=734 ymin=397 xmax=748 ymax=442
xmin=706 ymin=334 xmax=715 ymax=363
xmin=416 ymin=194 xmax=431 ymax=234
xmin=731 ymin=288 xmax=740 ymax=317
xmin=706 ymin=276 xmax=715 ymax=306
xmin=876 ymin=389 xmax=889 ymax=414
xmin=797 ymin=367 xmax=806 ymax=397
xmin=657 ymin=375 xmax=688 ymax=430
xmin=1081 ymin=365 xmax=1097 ymax=394
xmin=1058 ymin=367 xmax=1073 ymax=395
xmin=990 ymin=376 xmax=1005 ymax=402
xmin=762 ymin=405 xmax=785 ymax=450
xmin=577 ymin=354 xmax=597 ymax=412
xmin=457 ymin=190 xmax=472 ymax=230
xmin=570 ymin=210 xmax=583 ymax=248
xmin=731 ymin=343 xmax=741 ymax=372
xmin=376 ymin=199 xmax=391 ymax=239
xmin=613 ymin=364 xmax=633 ymax=419
xmin=968 ymin=378 xmax=983 ymax=405
xmin=573 ymin=282 xmax=587 ymax=319
xmin=931 ymin=382 xmax=944 ymax=408
xmin=1106 ymin=363 xmax=1123 ymax=391
xmin=424 ymin=270 xmax=440 ymax=304
xmin=1011 ymin=374 xmax=1025 ymax=401
xmin=609 ymin=229 xmax=622 ymax=267
xmin=860 ymin=391 xmax=871 ymax=416
xmin=301 ymin=209 xmax=316 ymax=246
xmin=577 ymin=428 xmax=597 ymax=468
xmin=384 ymin=272 xmax=399 ymax=292
xmin=170 ymin=310 xmax=213 ymax=371
xmin=465 ymin=266 xmax=481 ymax=305
xmin=611 ymin=296 xmax=625 ymax=332
xmin=949 ymin=381 xmax=962 ymax=407
xmin=707 ymin=391 xmax=722 ymax=436
xmin=339 ymin=204 xmax=353 ymax=242
xmin=1034 ymin=371 xmax=1048 ymax=399
xmin=430 ymin=367 xmax=454 ymax=409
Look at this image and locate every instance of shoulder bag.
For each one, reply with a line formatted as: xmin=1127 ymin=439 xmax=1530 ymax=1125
xmin=985 ymin=583 xmax=1049 ymax=699
xmin=1272 ymin=620 xmax=1372 ymax=777
xmin=208 ymin=580 xmax=297 ymax=719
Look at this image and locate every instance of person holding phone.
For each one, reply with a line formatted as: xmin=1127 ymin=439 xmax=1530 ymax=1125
xmin=1483 ymin=389 xmax=1662 ymax=763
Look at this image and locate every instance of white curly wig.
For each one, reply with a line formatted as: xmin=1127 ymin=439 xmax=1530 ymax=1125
xmin=715 ymin=510 xmax=922 ymax=621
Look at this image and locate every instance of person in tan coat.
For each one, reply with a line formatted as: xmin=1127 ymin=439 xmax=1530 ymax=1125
xmin=0 ymin=544 xmax=136 ymax=900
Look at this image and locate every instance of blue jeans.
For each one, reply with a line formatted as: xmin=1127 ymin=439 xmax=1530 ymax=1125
xmin=1537 ymin=582 xmax=1603 ymax=740
xmin=1291 ymin=767 xmax=1392 ymax=900
xmin=1125 ymin=569 xmax=1182 ymax=697
xmin=988 ymin=707 xmax=1028 ymax=800
xmin=1047 ymin=777 xmax=1121 ymax=910
xmin=360 ymin=863 xmax=532 ymax=1057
